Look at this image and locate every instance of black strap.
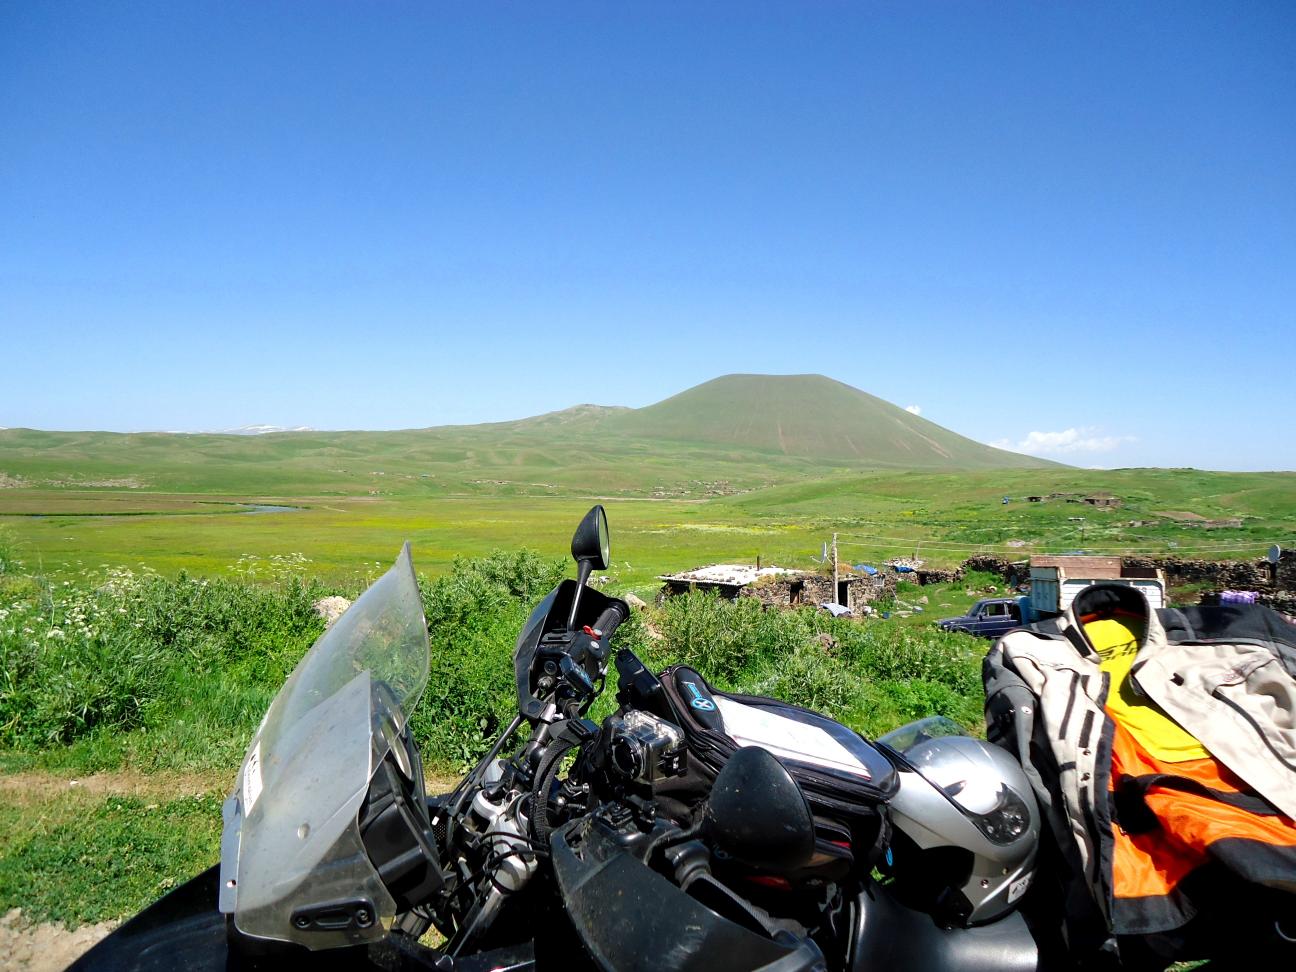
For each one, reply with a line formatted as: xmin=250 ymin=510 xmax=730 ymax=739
xmin=1061 ymin=622 xmax=1100 ymax=661
xmin=1116 ymin=772 xmax=1284 ymax=824
xmin=670 ymin=666 xmax=726 ymax=732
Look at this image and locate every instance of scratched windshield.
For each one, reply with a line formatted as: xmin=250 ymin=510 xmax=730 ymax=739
xmin=220 ymin=543 xmax=429 ymax=949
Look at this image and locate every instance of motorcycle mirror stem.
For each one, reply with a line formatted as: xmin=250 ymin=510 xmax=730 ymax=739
xmin=566 ymin=505 xmax=611 ymax=631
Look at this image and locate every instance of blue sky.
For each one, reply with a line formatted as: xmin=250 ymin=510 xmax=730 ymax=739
xmin=2 ymin=2 xmax=1292 ymax=470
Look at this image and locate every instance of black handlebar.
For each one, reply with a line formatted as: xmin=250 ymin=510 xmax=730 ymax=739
xmin=591 ymin=602 xmax=629 ymax=641
xmin=573 ymin=601 xmax=628 ymax=670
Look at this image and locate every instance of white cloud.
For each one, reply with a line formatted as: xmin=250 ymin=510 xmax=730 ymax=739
xmin=904 ymin=404 xmax=922 ymax=416
xmin=990 ymin=427 xmax=1137 ymax=456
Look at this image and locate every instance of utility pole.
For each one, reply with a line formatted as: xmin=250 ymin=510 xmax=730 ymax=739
xmin=831 ymin=532 xmax=839 ymax=604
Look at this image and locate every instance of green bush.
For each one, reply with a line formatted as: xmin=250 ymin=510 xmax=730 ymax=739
xmin=742 ymin=639 xmax=858 ymax=720
xmin=1 ymin=550 xmax=988 ymax=773
xmin=0 ymin=565 xmax=329 ymax=751
xmin=413 ymin=549 xmax=622 ymax=769
xmin=830 ymin=621 xmax=982 ymax=695
xmin=650 ymin=591 xmax=813 ymax=682
xmin=623 ymin=589 xmax=985 ymax=739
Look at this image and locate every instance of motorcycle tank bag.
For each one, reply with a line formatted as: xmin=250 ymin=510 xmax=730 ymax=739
xmin=647 ymin=664 xmax=899 ymax=877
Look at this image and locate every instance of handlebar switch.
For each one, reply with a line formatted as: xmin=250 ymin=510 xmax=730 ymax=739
xmin=569 ymin=629 xmax=608 ymax=665
xmin=558 ymin=654 xmax=594 ymax=695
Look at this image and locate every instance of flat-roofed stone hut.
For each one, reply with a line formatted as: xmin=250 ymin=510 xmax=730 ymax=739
xmin=657 ymin=563 xmax=892 ymax=614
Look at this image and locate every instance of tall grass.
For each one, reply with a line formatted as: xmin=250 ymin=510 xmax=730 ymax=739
xmin=1 ymin=550 xmax=986 ymax=774
xmin=0 ymin=548 xmax=995 ymax=930
xmin=0 ymin=562 xmax=331 ymax=768
xmin=412 ymin=550 xmax=569 ymax=767
xmin=643 ymin=590 xmax=984 ymax=737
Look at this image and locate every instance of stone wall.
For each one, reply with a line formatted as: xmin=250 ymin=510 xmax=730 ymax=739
xmin=909 ymin=553 xmax=1296 ymax=597
xmin=1261 ymin=592 xmax=1296 ymax=617
xmin=914 ymin=556 xmax=1025 ymax=586
xmin=1277 ymin=550 xmax=1296 ymax=592
xmin=961 ymin=555 xmax=1022 ymax=580
xmin=916 ymin=567 xmax=962 ymax=585
xmin=849 ymin=573 xmax=897 ymax=607
xmin=739 ymin=577 xmax=814 ymax=608
xmin=661 ymin=550 xmax=1296 ymax=611
xmin=737 ymin=573 xmax=893 ymax=612
xmin=1121 ymin=556 xmax=1273 ymax=590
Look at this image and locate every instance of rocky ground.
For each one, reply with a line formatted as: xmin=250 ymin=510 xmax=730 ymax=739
xmin=0 ymin=908 xmax=115 ymax=972
xmin=0 ymin=765 xmax=461 ymax=971
xmin=0 ymin=768 xmax=224 ymax=972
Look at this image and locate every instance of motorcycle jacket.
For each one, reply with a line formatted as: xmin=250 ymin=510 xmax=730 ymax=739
xmin=983 ymin=583 xmax=1296 ymax=955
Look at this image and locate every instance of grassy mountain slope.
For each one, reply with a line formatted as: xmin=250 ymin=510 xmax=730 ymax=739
xmin=0 ymin=374 xmax=1053 ymax=497
xmin=601 ymin=374 xmax=1051 ymax=468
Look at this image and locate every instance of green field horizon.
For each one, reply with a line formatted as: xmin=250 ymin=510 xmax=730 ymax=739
xmin=3 ymin=375 xmax=1293 ymax=585
xmin=3 ymin=466 xmax=1293 ymax=592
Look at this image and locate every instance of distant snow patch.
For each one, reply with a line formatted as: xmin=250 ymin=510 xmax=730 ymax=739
xmin=161 ymin=425 xmax=315 ymax=435
xmin=221 ymin=425 xmax=315 ymax=435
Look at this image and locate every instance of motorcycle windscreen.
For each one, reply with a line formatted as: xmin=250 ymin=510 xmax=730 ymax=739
xmin=225 ymin=542 xmax=429 ymax=949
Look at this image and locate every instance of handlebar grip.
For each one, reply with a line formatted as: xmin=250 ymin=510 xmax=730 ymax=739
xmin=592 ymin=602 xmax=629 ymax=640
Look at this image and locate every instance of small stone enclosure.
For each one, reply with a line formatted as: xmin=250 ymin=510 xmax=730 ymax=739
xmin=658 ymin=564 xmax=894 ymax=613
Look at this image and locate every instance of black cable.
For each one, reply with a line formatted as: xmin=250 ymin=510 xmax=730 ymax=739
xmin=643 ymin=820 xmax=703 ymax=868
xmin=478 ymin=832 xmax=550 ymax=896
xmin=529 ymin=739 xmax=579 ymax=847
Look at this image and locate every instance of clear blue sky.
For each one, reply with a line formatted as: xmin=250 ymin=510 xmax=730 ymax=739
xmin=2 ymin=2 xmax=1293 ymax=470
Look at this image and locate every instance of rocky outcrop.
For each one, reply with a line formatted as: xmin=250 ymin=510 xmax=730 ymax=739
xmin=313 ymin=596 xmax=352 ymax=628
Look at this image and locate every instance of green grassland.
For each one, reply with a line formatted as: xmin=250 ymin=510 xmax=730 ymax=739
xmin=2 ymin=374 xmax=1294 ymax=928
xmin=2 ymin=458 xmax=1292 ymax=927
xmin=4 ymin=372 xmax=1291 ymax=583
xmin=2 ymin=465 xmax=1292 ymax=591
xmin=0 ymin=376 xmax=1055 ymax=502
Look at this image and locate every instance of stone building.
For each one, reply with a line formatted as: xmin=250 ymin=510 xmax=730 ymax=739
xmin=657 ymin=563 xmax=893 ymax=614
xmin=1082 ymin=493 xmax=1122 ymax=508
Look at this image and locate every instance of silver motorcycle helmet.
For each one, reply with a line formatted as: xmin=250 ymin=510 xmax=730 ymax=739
xmin=877 ymin=717 xmax=1039 ymax=926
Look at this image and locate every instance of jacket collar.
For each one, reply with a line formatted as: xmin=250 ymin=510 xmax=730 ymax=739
xmin=1062 ymin=583 xmax=1167 ymax=661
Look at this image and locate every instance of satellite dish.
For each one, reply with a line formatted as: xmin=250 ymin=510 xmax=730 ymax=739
xmin=1270 ymin=544 xmax=1283 ymax=565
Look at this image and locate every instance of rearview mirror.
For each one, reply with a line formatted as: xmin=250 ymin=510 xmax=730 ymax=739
xmin=566 ymin=505 xmax=611 ymax=631
xmin=704 ymin=746 xmax=814 ymax=872
xmin=571 ymin=505 xmax=610 ymax=571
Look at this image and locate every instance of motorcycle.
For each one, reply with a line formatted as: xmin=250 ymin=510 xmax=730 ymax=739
xmin=75 ymin=506 xmax=1057 ymax=971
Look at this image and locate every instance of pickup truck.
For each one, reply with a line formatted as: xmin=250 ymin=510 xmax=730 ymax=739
xmin=936 ymin=598 xmax=1023 ymax=639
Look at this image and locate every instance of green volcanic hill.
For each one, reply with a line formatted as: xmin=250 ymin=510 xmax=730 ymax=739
xmin=0 ymin=375 xmax=1053 ymax=497
xmin=598 ymin=374 xmax=1046 ymax=468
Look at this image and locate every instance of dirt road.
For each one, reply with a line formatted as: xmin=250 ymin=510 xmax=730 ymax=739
xmin=0 ymin=908 xmax=116 ymax=972
xmin=0 ymin=766 xmax=460 ymax=970
xmin=0 ymin=768 xmax=225 ymax=972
